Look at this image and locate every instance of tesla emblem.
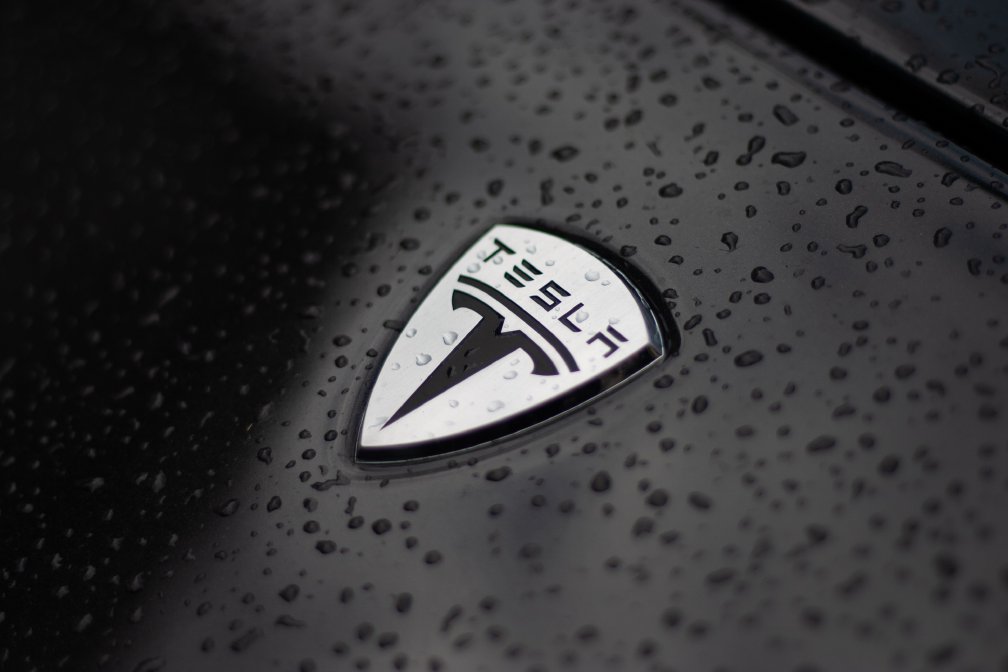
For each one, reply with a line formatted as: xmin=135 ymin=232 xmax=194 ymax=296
xmin=356 ymin=223 xmax=674 ymax=463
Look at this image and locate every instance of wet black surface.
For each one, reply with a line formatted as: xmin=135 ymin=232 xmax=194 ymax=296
xmin=2 ymin=0 xmax=1007 ymax=670
xmin=777 ymin=0 xmax=1008 ymax=131
xmin=720 ymin=0 xmax=1008 ymax=178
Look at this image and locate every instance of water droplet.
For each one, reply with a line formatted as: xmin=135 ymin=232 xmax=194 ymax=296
xmin=658 ymin=182 xmax=683 ymax=198
xmin=806 ymin=435 xmax=837 ymax=453
xmin=415 ymin=353 xmax=432 ymax=365
xmin=590 ymin=471 xmax=611 ymax=492
xmin=846 ymin=205 xmax=868 ymax=229
xmin=875 ymin=161 xmax=911 ymax=177
xmin=551 ymin=145 xmax=579 ymax=162
xmin=215 ymin=499 xmax=239 ymax=516
xmin=772 ymin=104 xmax=798 ymax=126
xmin=771 ymin=151 xmax=806 ymax=168
xmin=585 ymin=269 xmax=600 ymax=281
xmin=688 ymin=492 xmax=713 ymax=510
xmin=734 ymin=350 xmax=764 ymax=367
xmin=487 ymin=400 xmax=504 ymax=412
xmin=934 ymin=227 xmax=952 ymax=248
xmin=486 ymin=466 xmax=512 ymax=482
xmin=443 ymin=331 xmax=458 ymax=345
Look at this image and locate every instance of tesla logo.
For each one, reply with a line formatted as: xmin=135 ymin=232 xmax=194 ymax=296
xmin=356 ymin=223 xmax=674 ymax=463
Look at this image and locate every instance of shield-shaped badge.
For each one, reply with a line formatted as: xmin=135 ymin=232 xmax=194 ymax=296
xmin=356 ymin=223 xmax=676 ymax=463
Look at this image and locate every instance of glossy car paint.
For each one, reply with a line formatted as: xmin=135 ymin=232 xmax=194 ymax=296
xmin=2 ymin=0 xmax=1007 ymax=671
xmin=774 ymin=0 xmax=1008 ymax=131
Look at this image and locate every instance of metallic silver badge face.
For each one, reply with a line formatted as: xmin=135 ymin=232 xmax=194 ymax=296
xmin=356 ymin=223 xmax=673 ymax=463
